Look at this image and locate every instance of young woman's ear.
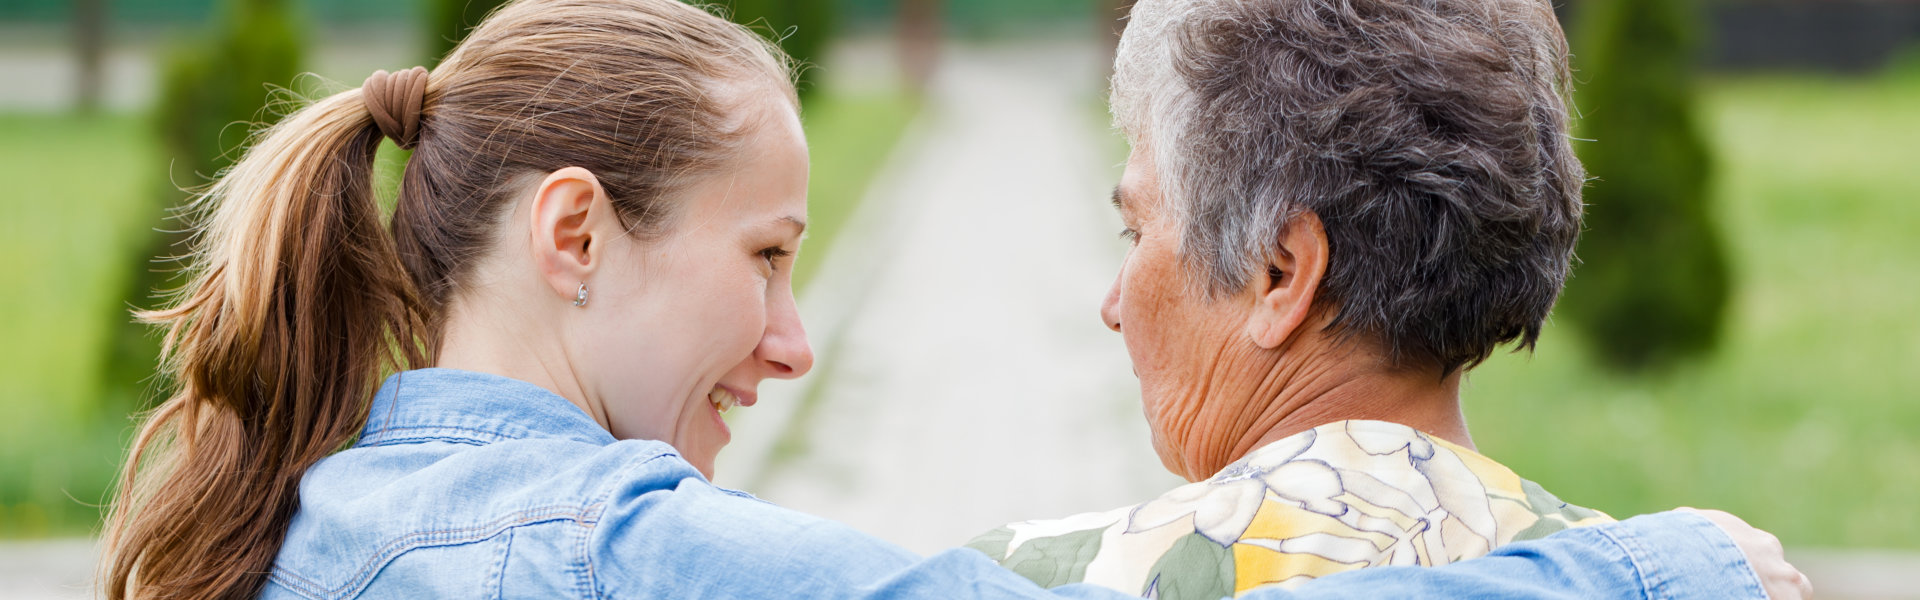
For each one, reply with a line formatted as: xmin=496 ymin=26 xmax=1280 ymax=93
xmin=1244 ymin=211 xmax=1330 ymax=349
xmin=528 ymin=166 xmax=612 ymax=303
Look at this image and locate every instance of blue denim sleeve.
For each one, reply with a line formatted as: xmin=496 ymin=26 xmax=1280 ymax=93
xmin=596 ymin=479 xmax=1764 ymax=599
xmin=1218 ymin=510 xmax=1769 ymax=600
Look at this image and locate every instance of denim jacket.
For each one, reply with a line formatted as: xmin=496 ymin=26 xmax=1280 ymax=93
xmin=264 ymin=368 xmax=1766 ymax=599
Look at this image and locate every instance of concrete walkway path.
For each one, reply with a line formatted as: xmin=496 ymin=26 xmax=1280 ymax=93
xmin=0 ymin=539 xmax=96 ymax=600
xmin=718 ymin=40 xmax=1184 ymax=556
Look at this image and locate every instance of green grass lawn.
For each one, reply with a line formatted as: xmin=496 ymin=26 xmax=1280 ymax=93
xmin=0 ymin=112 xmax=159 ymax=537
xmin=1465 ymin=71 xmax=1920 ymax=549
xmin=0 ymin=87 xmax=915 ymax=538
xmin=794 ymin=91 xmax=921 ymax=289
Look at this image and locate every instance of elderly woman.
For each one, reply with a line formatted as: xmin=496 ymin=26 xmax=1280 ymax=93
xmin=967 ymin=0 xmax=1684 ymax=595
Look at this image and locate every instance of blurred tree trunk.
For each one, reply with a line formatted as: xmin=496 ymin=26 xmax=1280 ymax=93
xmin=897 ymin=0 xmax=942 ymax=97
xmin=73 ymin=0 xmax=106 ymax=114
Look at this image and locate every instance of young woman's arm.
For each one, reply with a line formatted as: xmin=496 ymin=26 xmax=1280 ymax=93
xmin=596 ymin=480 xmax=1777 ymax=599
xmin=1231 ymin=510 xmax=1773 ymax=600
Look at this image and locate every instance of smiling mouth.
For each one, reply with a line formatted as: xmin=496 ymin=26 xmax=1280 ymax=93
xmin=709 ymin=387 xmax=741 ymax=415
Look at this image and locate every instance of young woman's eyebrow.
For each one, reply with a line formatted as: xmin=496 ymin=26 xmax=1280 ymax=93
xmin=762 ymin=215 xmax=808 ymax=242
xmin=775 ymin=215 xmax=807 ymax=233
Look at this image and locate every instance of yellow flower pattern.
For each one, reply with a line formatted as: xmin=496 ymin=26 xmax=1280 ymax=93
xmin=965 ymin=420 xmax=1612 ymax=599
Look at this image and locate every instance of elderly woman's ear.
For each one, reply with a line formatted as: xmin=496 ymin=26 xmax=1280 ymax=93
xmin=1243 ymin=211 xmax=1330 ymax=350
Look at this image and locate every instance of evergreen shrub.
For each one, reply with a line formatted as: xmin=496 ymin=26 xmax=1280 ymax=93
xmin=103 ymin=0 xmax=305 ymax=408
xmin=1561 ymin=0 xmax=1731 ymax=370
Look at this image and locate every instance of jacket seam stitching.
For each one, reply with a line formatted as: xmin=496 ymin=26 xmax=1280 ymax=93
xmin=488 ymin=526 xmax=513 ymax=600
xmin=357 ymin=425 xmax=521 ymax=446
xmin=268 ymin=505 xmax=594 ymax=599
xmin=1591 ymin=523 xmax=1658 ymax=600
xmin=584 ymin=449 xmax=680 ymax=598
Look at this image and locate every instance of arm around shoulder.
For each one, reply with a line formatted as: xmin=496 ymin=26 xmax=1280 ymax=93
xmin=1231 ymin=510 xmax=1770 ymax=600
xmin=591 ymin=472 xmax=1775 ymax=600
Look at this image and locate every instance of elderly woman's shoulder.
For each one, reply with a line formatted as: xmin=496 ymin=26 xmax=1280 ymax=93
xmin=966 ymin=420 xmax=1613 ymax=596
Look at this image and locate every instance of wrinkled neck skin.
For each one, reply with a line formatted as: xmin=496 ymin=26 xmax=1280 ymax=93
xmin=1163 ymin=326 xmax=1471 ymax=482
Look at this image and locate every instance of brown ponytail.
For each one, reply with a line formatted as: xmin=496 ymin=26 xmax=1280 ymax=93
xmin=102 ymin=1 xmax=796 ymax=598
xmin=101 ymin=90 xmax=429 ymax=599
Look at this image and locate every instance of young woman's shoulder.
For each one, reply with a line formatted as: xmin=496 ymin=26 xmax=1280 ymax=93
xmin=585 ymin=457 xmax=927 ymax=598
xmin=267 ymin=436 xmax=781 ymax=598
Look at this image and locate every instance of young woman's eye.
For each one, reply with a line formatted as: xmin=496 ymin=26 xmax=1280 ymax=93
xmin=759 ymin=247 xmax=794 ymax=269
xmin=1118 ymin=227 xmax=1140 ymax=244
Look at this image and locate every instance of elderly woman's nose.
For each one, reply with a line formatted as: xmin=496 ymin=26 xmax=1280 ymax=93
xmin=1101 ymin=278 xmax=1123 ymax=333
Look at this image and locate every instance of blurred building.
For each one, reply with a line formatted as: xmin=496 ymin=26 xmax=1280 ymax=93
xmin=1557 ymin=0 xmax=1920 ymax=73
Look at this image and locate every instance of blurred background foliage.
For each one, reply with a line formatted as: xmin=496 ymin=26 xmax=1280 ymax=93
xmin=1560 ymin=0 xmax=1731 ymax=370
xmin=97 ymin=0 xmax=307 ymax=425
xmin=725 ymin=0 xmax=837 ymax=96
xmin=1472 ymin=65 xmax=1920 ymax=547
xmin=0 ymin=0 xmax=1915 ymax=556
xmin=424 ymin=0 xmax=508 ymax=64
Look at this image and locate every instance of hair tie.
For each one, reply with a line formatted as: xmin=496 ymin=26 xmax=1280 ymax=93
xmin=363 ymin=66 xmax=430 ymax=149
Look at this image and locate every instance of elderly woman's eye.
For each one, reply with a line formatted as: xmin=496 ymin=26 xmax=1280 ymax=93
xmin=1118 ymin=228 xmax=1141 ymax=244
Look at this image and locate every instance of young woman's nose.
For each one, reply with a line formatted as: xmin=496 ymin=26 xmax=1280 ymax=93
xmin=760 ymin=295 xmax=814 ymax=378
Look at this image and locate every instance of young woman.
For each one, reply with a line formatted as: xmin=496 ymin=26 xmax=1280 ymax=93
xmin=100 ymin=1 xmax=1795 ymax=598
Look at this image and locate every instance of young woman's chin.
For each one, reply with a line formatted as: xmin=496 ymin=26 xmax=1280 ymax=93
xmin=677 ymin=398 xmax=733 ymax=478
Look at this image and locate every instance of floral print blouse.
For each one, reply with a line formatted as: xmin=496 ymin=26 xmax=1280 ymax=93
xmin=965 ymin=420 xmax=1612 ymax=599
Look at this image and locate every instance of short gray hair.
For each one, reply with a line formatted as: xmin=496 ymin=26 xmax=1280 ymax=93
xmin=1113 ymin=0 xmax=1585 ymax=375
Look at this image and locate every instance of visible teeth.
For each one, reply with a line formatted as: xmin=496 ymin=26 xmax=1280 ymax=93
xmin=709 ymin=387 xmax=739 ymax=414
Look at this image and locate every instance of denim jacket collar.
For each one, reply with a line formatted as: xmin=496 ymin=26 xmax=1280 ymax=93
xmin=356 ymin=368 xmax=616 ymax=449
